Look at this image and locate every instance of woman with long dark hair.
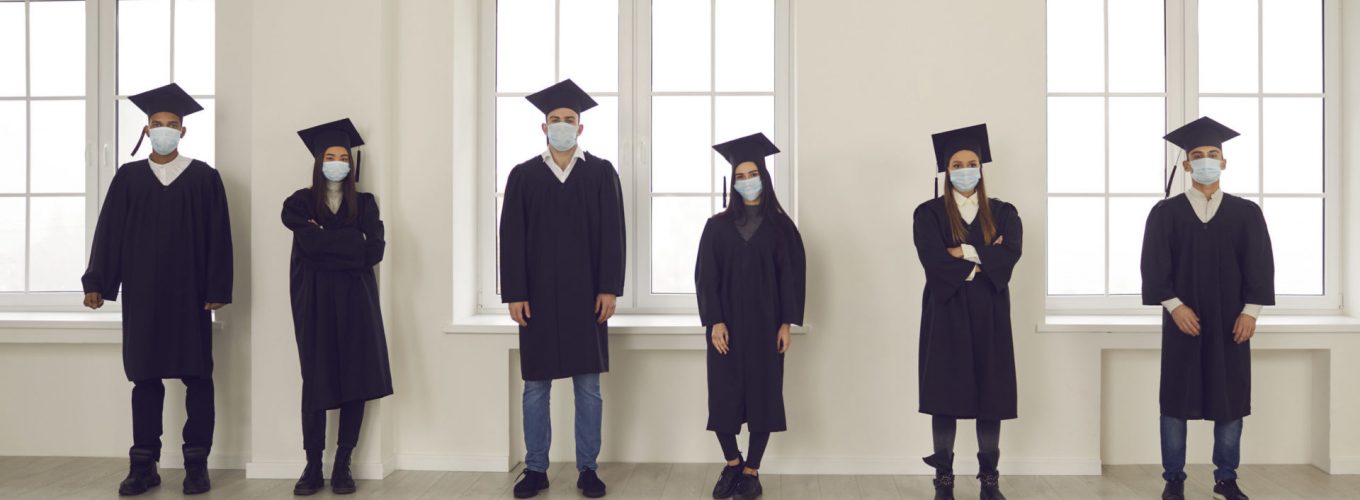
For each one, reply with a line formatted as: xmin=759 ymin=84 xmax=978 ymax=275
xmin=912 ymin=124 xmax=1022 ymax=500
xmin=696 ymin=133 xmax=806 ymax=500
xmin=281 ymin=118 xmax=393 ymax=496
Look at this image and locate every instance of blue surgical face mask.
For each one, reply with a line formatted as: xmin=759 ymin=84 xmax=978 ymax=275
xmin=949 ymin=167 xmax=981 ymax=192
xmin=148 ymin=127 xmax=181 ymax=156
xmin=322 ymin=161 xmax=351 ymax=182
xmin=1190 ymin=157 xmax=1222 ymax=185
xmin=546 ymin=122 xmax=579 ymax=152
xmin=733 ymin=177 xmax=763 ymax=201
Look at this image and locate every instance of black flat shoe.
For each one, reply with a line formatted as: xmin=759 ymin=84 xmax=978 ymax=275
xmin=117 ymin=449 xmax=161 ymax=496
xmin=1162 ymin=479 xmax=1185 ymax=500
xmin=578 ymin=469 xmax=607 ymax=498
xmin=513 ymin=469 xmax=549 ymax=499
xmin=712 ymin=463 xmax=744 ymax=499
xmin=1213 ymin=479 xmax=1249 ymax=500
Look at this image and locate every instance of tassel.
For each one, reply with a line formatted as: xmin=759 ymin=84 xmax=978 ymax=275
xmin=354 ymin=149 xmax=363 ymax=183
xmin=722 ymin=176 xmax=728 ymax=208
xmin=1162 ymin=151 xmax=1183 ymax=199
xmin=130 ymin=129 xmax=147 ymax=156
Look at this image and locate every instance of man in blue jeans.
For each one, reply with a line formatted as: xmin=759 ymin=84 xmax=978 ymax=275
xmin=1141 ymin=117 xmax=1275 ymax=500
xmin=500 ymin=79 xmax=626 ymax=499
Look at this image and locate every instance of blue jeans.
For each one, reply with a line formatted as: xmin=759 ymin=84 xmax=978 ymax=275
xmin=1160 ymin=415 xmax=1243 ymax=482
xmin=523 ymin=373 xmax=602 ymax=473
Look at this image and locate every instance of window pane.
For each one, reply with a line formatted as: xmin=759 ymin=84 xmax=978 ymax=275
xmin=1107 ymin=0 xmax=1164 ymax=93
xmin=28 ymin=196 xmax=84 ymax=292
xmin=1108 ymin=96 xmax=1164 ymax=194
xmin=0 ymin=101 xmax=24 ymax=193
xmin=653 ymin=0 xmax=711 ymax=92
xmin=1262 ymin=97 xmax=1321 ymax=194
xmin=29 ymin=0 xmax=86 ymax=97
xmin=1262 ymin=0 xmax=1321 ymax=94
xmin=183 ymin=98 xmax=215 ymax=166
xmin=1047 ymin=96 xmax=1104 ymax=193
xmin=0 ymin=198 xmax=23 ymax=291
xmin=1048 ymin=197 xmax=1105 ymax=294
xmin=651 ymin=196 xmax=709 ymax=294
xmin=1198 ymin=0 xmax=1258 ymax=94
xmin=584 ymin=96 xmax=619 ymax=169
xmin=1197 ymin=97 xmax=1259 ymax=194
xmin=712 ymin=95 xmax=773 ymax=193
xmin=496 ymin=0 xmax=555 ymax=93
xmin=118 ymin=0 xmax=171 ymax=95
xmin=651 ymin=96 xmax=711 ymax=194
xmin=1108 ymin=197 xmax=1159 ymax=294
xmin=560 ymin=0 xmax=617 ymax=93
xmin=495 ymin=96 xmax=550 ymax=192
xmin=0 ymin=2 xmax=24 ymax=97
xmin=118 ymin=98 xmax=146 ymax=166
xmin=174 ymin=0 xmax=216 ymax=95
xmin=29 ymin=99 xmax=84 ymax=193
xmin=1261 ymin=197 xmax=1322 ymax=295
xmin=1046 ymin=0 xmax=1103 ymax=92
xmin=715 ymin=0 xmax=773 ymax=92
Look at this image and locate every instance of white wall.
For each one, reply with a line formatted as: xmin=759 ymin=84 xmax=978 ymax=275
xmin=2 ymin=0 xmax=1359 ymax=477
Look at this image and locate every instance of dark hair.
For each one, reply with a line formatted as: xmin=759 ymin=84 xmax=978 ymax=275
xmin=311 ymin=150 xmax=359 ymax=224
xmin=718 ymin=158 xmax=796 ymax=236
xmin=942 ymin=165 xmax=997 ymax=245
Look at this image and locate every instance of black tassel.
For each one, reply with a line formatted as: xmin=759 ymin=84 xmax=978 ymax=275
xmin=130 ymin=129 xmax=147 ymax=156
xmin=354 ymin=149 xmax=363 ymax=183
xmin=722 ymin=176 xmax=727 ymax=208
xmin=1162 ymin=151 xmax=1183 ymax=199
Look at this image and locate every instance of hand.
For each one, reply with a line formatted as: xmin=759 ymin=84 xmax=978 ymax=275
xmin=595 ymin=293 xmax=617 ymax=324
xmin=83 ymin=292 xmax=104 ymax=310
xmin=307 ymin=219 xmax=319 ymax=226
xmin=993 ymin=235 xmax=1004 ymax=246
xmin=1171 ymin=305 xmax=1200 ymax=336
xmin=509 ymin=301 xmax=531 ymax=327
xmin=711 ymin=323 xmax=729 ymax=355
xmin=776 ymin=323 xmax=792 ymax=354
xmin=204 ymin=303 xmax=226 ymax=311
xmin=947 ymin=246 xmax=964 ymax=258
xmin=1232 ymin=314 xmax=1257 ymax=344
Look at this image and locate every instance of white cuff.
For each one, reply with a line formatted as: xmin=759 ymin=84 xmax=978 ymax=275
xmin=1162 ymin=297 xmax=1184 ymax=314
xmin=966 ymin=265 xmax=978 ymax=282
xmin=961 ymin=244 xmax=981 ymax=264
xmin=1241 ymin=304 xmax=1263 ymax=318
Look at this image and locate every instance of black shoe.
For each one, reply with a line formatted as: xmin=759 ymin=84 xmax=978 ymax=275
xmin=931 ymin=473 xmax=955 ymax=500
xmin=978 ymin=471 xmax=1007 ymax=500
xmin=578 ymin=469 xmax=607 ymax=498
xmin=1213 ymin=479 xmax=1249 ymax=500
xmin=1162 ymin=479 xmax=1185 ymax=500
xmin=293 ymin=458 xmax=325 ymax=496
xmin=712 ymin=463 xmax=744 ymax=499
xmin=331 ymin=447 xmax=356 ymax=494
xmin=117 ymin=448 xmax=161 ymax=496
xmin=182 ymin=446 xmax=211 ymax=495
xmin=513 ymin=469 xmax=550 ymax=498
xmin=732 ymin=473 xmax=762 ymax=500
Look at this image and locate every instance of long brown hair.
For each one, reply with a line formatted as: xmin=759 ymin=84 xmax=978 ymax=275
xmin=942 ymin=167 xmax=997 ymax=245
xmin=311 ymin=151 xmax=359 ymax=224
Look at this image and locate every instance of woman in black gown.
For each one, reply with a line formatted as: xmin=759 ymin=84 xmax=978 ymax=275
xmin=912 ymin=124 xmax=1022 ymax=500
xmin=696 ymin=133 xmax=806 ymax=500
xmin=282 ymin=118 xmax=393 ymax=496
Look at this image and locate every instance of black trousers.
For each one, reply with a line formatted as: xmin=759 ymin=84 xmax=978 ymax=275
xmin=302 ymin=401 xmax=367 ymax=453
xmin=131 ymin=377 xmax=215 ymax=459
xmin=716 ymin=431 xmax=771 ymax=470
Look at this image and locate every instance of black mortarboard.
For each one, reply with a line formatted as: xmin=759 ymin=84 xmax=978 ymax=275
xmin=297 ymin=118 xmax=367 ymax=182
xmin=127 ymin=83 xmax=203 ymax=155
xmin=1161 ymin=116 xmax=1239 ymax=197
xmin=525 ymin=79 xmax=598 ymax=116
xmin=931 ymin=123 xmax=991 ymax=173
xmin=712 ymin=133 xmax=780 ymax=208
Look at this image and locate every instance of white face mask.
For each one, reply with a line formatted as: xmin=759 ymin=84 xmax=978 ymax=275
xmin=733 ymin=177 xmax=763 ymax=201
xmin=322 ymin=161 xmax=351 ymax=182
xmin=546 ymin=122 xmax=579 ymax=152
xmin=148 ymin=127 xmax=181 ymax=156
xmin=1190 ymin=157 xmax=1222 ymax=185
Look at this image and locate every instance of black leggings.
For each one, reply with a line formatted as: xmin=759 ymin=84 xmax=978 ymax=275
xmin=716 ymin=431 xmax=771 ymax=470
xmin=302 ymin=401 xmax=366 ymax=456
xmin=932 ymin=416 xmax=1001 ymax=474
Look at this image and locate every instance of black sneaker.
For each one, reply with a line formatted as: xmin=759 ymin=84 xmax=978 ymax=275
xmin=513 ymin=469 xmax=550 ymax=499
xmin=1162 ymin=479 xmax=1185 ymax=500
xmin=293 ymin=460 xmax=324 ymax=496
xmin=117 ymin=449 xmax=161 ymax=496
xmin=578 ymin=469 xmax=607 ymax=498
xmin=182 ymin=446 xmax=211 ymax=495
xmin=733 ymin=473 xmax=762 ymax=500
xmin=712 ymin=463 xmax=744 ymax=499
xmin=1213 ymin=479 xmax=1249 ymax=500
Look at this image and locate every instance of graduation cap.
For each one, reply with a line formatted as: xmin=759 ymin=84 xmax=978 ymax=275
xmin=127 ymin=83 xmax=204 ymax=156
xmin=1161 ymin=116 xmax=1239 ymax=197
xmin=712 ymin=133 xmax=781 ymax=208
xmin=930 ymin=123 xmax=991 ymax=197
xmin=526 ymin=79 xmax=598 ymax=116
xmin=297 ymin=118 xmax=367 ymax=182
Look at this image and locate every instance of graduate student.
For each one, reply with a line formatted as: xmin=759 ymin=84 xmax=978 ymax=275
xmin=696 ymin=133 xmax=806 ymax=500
xmin=912 ymin=124 xmax=1022 ymax=500
xmin=282 ymin=118 xmax=393 ymax=496
xmin=500 ymin=79 xmax=625 ymax=499
xmin=1142 ymin=117 xmax=1274 ymax=500
xmin=81 ymin=83 xmax=233 ymax=496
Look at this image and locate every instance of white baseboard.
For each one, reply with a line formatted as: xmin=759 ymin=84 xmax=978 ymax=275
xmin=761 ymin=456 xmax=1104 ymax=476
xmin=245 ymin=460 xmax=393 ymax=480
xmin=395 ymin=452 xmax=510 ymax=472
xmin=1326 ymin=456 xmax=1360 ymax=475
xmin=146 ymin=451 xmax=247 ymax=471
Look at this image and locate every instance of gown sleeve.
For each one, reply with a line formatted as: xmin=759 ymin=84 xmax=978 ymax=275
xmin=973 ymin=202 xmax=1023 ymax=292
xmin=777 ymin=220 xmax=807 ymax=326
xmin=1240 ymin=201 xmax=1276 ymax=306
xmin=81 ymin=168 xmax=130 ymax=300
xmin=358 ymin=193 xmax=387 ymax=268
xmin=694 ymin=219 xmax=725 ymax=327
xmin=912 ymin=203 xmax=975 ymax=302
xmin=203 ymin=169 xmax=234 ymax=304
xmin=281 ymin=191 xmax=366 ymax=271
xmin=499 ymin=168 xmax=529 ymax=303
xmin=596 ymin=162 xmax=626 ymax=297
xmin=1140 ymin=201 xmax=1177 ymax=306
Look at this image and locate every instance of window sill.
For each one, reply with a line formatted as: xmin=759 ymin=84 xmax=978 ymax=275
xmin=1038 ymin=313 xmax=1360 ymax=334
xmin=0 ymin=311 xmax=223 ymax=344
xmin=445 ymin=314 xmax=810 ymax=336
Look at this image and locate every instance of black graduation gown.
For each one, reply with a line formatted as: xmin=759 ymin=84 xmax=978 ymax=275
xmin=1141 ymin=193 xmax=1275 ymax=421
xmin=912 ymin=197 xmax=1022 ymax=420
xmin=696 ymin=213 xmax=806 ymax=434
xmin=82 ymin=160 xmax=233 ymax=381
xmin=500 ymin=153 xmax=626 ymax=381
xmin=282 ymin=189 xmax=394 ymax=412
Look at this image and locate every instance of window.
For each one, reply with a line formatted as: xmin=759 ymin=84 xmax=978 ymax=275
xmin=1045 ymin=0 xmax=1337 ymax=311
xmin=483 ymin=0 xmax=791 ymax=312
xmin=0 ymin=0 xmax=214 ymax=310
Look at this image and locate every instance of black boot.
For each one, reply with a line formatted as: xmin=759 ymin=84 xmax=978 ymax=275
xmin=1162 ymin=479 xmax=1185 ymax=500
xmin=977 ymin=451 xmax=1006 ymax=500
xmin=512 ymin=469 xmax=549 ymax=498
xmin=577 ymin=469 xmax=607 ymax=498
xmin=182 ymin=445 xmax=211 ymax=495
xmin=923 ymin=452 xmax=954 ymax=500
xmin=712 ymin=460 xmax=744 ymax=499
xmin=293 ymin=450 xmax=325 ymax=496
xmin=117 ymin=448 xmax=161 ymax=496
xmin=331 ymin=446 xmax=356 ymax=494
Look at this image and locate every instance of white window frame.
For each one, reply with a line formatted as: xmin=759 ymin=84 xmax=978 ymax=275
xmin=1045 ymin=0 xmax=1341 ymax=315
xmin=476 ymin=0 xmax=794 ymax=314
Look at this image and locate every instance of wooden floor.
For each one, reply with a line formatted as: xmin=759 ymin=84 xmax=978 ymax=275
xmin=1 ymin=457 xmax=1357 ymax=499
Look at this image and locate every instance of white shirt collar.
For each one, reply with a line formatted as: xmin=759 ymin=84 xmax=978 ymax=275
xmin=953 ymin=190 xmax=979 ymax=207
xmin=148 ymin=154 xmax=192 ymax=186
xmin=1186 ymin=185 xmax=1221 ymax=202
xmin=541 ymin=147 xmax=587 ymax=183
